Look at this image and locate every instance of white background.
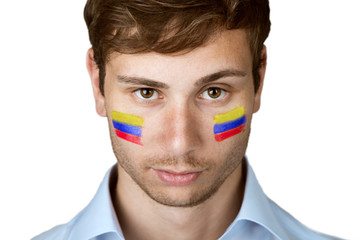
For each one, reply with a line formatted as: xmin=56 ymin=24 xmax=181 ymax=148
xmin=0 ymin=1 xmax=359 ymax=239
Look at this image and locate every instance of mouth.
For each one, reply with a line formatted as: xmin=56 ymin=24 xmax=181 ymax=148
xmin=152 ymin=169 xmax=203 ymax=186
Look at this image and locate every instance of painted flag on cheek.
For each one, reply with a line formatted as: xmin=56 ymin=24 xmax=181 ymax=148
xmin=111 ymin=111 xmax=144 ymax=146
xmin=213 ymin=107 xmax=246 ymax=142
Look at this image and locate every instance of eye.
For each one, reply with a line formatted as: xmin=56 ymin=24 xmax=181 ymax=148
xmin=134 ymin=88 xmax=159 ymax=100
xmin=200 ymin=87 xmax=226 ymax=100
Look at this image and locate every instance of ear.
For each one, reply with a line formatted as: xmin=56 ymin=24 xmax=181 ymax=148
xmin=253 ymin=45 xmax=267 ymax=113
xmin=86 ymin=48 xmax=106 ymax=117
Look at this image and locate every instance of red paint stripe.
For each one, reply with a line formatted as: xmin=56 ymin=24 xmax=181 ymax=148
xmin=115 ymin=129 xmax=143 ymax=146
xmin=214 ymin=125 xmax=245 ymax=142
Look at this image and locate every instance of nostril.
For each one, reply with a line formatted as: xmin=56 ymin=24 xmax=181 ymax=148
xmin=159 ymin=144 xmax=198 ymax=157
xmin=154 ymin=105 xmax=202 ymax=156
xmin=157 ymin=123 xmax=201 ymax=157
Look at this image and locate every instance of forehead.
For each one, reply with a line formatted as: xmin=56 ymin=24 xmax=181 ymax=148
xmin=107 ymin=30 xmax=252 ymax=84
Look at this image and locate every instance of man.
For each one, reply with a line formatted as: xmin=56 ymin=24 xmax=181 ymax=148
xmin=33 ymin=0 xmax=343 ymax=239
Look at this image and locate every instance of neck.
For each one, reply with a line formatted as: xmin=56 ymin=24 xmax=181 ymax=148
xmin=112 ymin=162 xmax=246 ymax=240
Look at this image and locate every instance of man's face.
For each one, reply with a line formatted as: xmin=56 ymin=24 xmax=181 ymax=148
xmin=92 ymin=30 xmax=264 ymax=207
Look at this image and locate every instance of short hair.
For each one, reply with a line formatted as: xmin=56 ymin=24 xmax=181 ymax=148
xmin=84 ymin=0 xmax=270 ymax=95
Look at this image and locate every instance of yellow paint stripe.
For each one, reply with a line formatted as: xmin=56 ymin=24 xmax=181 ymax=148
xmin=111 ymin=111 xmax=144 ymax=126
xmin=214 ymin=106 xmax=245 ymax=124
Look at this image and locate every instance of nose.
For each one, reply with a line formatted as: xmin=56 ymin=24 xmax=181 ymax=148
xmin=158 ymin=104 xmax=201 ymax=157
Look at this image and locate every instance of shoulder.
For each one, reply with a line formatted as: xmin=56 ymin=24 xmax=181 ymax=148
xmin=32 ymin=165 xmax=119 ymax=240
xmin=31 ymin=224 xmax=71 ymax=240
xmin=31 ymin=212 xmax=84 ymax=240
xmin=268 ymin=199 xmax=344 ymax=240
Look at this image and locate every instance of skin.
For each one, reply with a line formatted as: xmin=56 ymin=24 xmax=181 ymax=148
xmin=87 ymin=29 xmax=266 ymax=240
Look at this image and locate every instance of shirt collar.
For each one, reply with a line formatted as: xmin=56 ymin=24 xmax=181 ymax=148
xmin=69 ymin=166 xmax=125 ymax=240
xmin=229 ymin=160 xmax=289 ymax=240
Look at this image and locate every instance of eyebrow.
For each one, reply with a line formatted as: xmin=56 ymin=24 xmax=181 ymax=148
xmin=117 ymin=75 xmax=170 ymax=89
xmin=194 ymin=70 xmax=247 ymax=86
xmin=116 ymin=69 xmax=247 ymax=89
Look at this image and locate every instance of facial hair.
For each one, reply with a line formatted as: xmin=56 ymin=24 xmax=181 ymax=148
xmin=109 ymin=127 xmax=249 ymax=208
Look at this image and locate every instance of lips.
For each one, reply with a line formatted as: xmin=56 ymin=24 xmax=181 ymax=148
xmin=153 ymin=169 xmax=202 ymax=186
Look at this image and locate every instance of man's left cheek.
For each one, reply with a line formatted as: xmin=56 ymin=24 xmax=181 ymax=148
xmin=213 ymin=106 xmax=247 ymax=142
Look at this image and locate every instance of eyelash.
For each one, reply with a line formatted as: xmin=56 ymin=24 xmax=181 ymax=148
xmin=133 ymin=88 xmax=162 ymax=102
xmin=132 ymin=87 xmax=228 ymax=103
xmin=199 ymin=87 xmax=228 ymax=101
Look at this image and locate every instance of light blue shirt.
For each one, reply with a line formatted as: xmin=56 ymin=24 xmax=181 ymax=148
xmin=33 ymin=161 xmax=343 ymax=240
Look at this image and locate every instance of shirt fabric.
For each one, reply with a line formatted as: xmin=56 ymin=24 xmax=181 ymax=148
xmin=33 ymin=161 xmax=343 ymax=240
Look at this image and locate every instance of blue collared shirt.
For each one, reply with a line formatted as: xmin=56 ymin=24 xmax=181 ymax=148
xmin=33 ymin=162 xmax=343 ymax=240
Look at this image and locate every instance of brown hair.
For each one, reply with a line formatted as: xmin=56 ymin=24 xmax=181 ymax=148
xmin=84 ymin=0 xmax=270 ymax=95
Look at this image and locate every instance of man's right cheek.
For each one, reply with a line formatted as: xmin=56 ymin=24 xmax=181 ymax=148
xmin=111 ymin=110 xmax=144 ymax=146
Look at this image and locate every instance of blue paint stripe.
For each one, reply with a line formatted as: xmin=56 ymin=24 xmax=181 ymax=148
xmin=213 ymin=115 xmax=246 ymax=134
xmin=112 ymin=120 xmax=142 ymax=137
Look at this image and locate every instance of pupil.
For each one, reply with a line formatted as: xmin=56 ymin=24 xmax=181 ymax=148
xmin=208 ymin=88 xmax=221 ymax=98
xmin=141 ymin=89 xmax=153 ymax=98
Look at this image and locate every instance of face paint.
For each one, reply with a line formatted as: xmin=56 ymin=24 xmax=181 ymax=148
xmin=213 ymin=106 xmax=246 ymax=142
xmin=111 ymin=111 xmax=144 ymax=145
